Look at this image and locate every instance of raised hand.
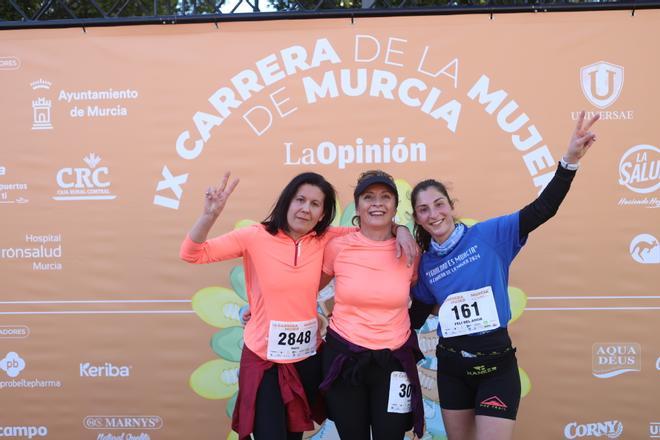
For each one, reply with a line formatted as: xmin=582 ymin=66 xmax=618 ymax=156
xmin=204 ymin=172 xmax=240 ymax=218
xmin=565 ymin=111 xmax=599 ymax=164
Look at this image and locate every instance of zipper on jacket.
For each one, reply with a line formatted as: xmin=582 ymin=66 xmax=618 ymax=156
xmin=293 ymin=240 xmax=301 ymax=266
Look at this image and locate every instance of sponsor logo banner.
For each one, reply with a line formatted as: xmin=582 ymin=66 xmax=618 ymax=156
xmin=0 ymin=426 xmax=47 ymax=438
xmin=0 ymin=352 xmax=62 ymax=389
xmin=80 ymin=362 xmax=132 ymax=378
xmin=580 ymin=61 xmax=624 ymax=109
xmin=0 ymin=326 xmax=30 ymax=339
xmin=629 ymin=234 xmax=660 ymax=264
xmin=83 ymin=416 xmax=163 ymax=430
xmin=564 ymin=420 xmax=623 ymax=439
xmin=592 ymin=342 xmax=641 ymax=378
xmin=54 ymin=154 xmax=117 ymax=201
xmin=0 ymin=56 xmax=21 ymax=70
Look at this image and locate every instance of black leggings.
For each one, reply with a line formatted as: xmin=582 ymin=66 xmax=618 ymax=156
xmin=252 ymin=351 xmax=322 ymax=440
xmin=321 ymin=342 xmax=413 ymax=440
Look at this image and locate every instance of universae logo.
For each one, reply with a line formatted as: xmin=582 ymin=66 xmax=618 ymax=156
xmin=580 ymin=61 xmax=624 ymax=109
xmin=629 ymin=234 xmax=660 ymax=264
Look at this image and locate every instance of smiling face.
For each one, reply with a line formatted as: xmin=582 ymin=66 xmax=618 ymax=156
xmin=413 ymin=186 xmax=456 ymax=244
xmin=285 ymin=183 xmax=325 ymax=241
xmin=356 ymin=183 xmax=397 ymax=231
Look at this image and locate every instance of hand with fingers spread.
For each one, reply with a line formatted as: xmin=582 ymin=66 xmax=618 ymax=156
xmin=204 ymin=172 xmax=240 ymax=218
xmin=189 ymin=171 xmax=239 ymax=243
xmin=565 ymin=110 xmax=599 ymax=164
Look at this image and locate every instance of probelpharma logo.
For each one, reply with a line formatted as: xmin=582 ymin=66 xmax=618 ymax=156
xmin=618 ymin=144 xmax=659 ymax=198
xmin=564 ymin=420 xmax=623 ymax=439
xmin=0 ymin=426 xmax=47 ymax=438
xmin=580 ymin=61 xmax=624 ymax=109
xmin=80 ymin=362 xmax=131 ymax=378
xmin=53 ymin=153 xmax=117 ymax=201
xmin=0 ymin=352 xmax=62 ymax=389
xmin=83 ymin=416 xmax=163 ymax=430
xmin=0 ymin=352 xmax=26 ymax=378
xmin=630 ymin=234 xmax=660 ymax=264
xmin=592 ymin=343 xmax=641 ymax=378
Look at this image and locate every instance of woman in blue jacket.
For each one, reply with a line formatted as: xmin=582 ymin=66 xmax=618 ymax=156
xmin=409 ymin=112 xmax=599 ymax=440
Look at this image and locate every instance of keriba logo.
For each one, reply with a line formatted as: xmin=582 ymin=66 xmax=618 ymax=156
xmin=80 ymin=362 xmax=131 ymax=378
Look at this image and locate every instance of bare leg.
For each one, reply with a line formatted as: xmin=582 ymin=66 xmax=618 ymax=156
xmin=475 ymin=415 xmax=515 ymax=440
xmin=441 ymin=408 xmax=475 ymax=440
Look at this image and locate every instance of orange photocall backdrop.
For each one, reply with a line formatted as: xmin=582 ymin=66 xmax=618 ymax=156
xmin=1 ymin=9 xmax=659 ymax=440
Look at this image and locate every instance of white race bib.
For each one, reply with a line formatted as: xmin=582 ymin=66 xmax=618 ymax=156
xmin=267 ymin=318 xmax=317 ymax=360
xmin=387 ymin=371 xmax=412 ymax=413
xmin=438 ymin=286 xmax=500 ymax=338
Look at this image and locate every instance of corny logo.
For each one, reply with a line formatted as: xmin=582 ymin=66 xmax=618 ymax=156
xmin=564 ymin=420 xmax=623 ymax=439
xmin=580 ymin=61 xmax=624 ymax=109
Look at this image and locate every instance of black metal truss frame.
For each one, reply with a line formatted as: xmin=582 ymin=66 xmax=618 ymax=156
xmin=2 ymin=0 xmax=660 ymax=29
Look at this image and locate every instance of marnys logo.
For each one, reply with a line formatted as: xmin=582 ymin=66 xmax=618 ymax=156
xmin=581 ymin=61 xmax=624 ymax=109
xmin=618 ymin=144 xmax=660 ymax=199
xmin=80 ymin=362 xmax=131 ymax=378
xmin=0 ymin=56 xmax=21 ymax=70
xmin=564 ymin=420 xmax=623 ymax=439
xmin=629 ymin=234 xmax=660 ymax=264
xmin=0 ymin=425 xmax=47 ymax=439
xmin=83 ymin=416 xmax=163 ymax=430
xmin=53 ymin=153 xmax=117 ymax=201
xmin=0 ymin=352 xmax=26 ymax=378
xmin=592 ymin=343 xmax=641 ymax=378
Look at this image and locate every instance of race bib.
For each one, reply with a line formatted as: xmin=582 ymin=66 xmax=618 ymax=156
xmin=267 ymin=318 xmax=317 ymax=360
xmin=438 ymin=286 xmax=500 ymax=338
xmin=387 ymin=371 xmax=412 ymax=413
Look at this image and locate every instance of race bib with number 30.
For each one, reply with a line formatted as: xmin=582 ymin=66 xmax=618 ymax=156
xmin=387 ymin=371 xmax=412 ymax=413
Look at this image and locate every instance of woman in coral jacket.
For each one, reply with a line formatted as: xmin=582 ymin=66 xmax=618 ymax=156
xmin=180 ymin=171 xmax=415 ymax=440
xmin=409 ymin=112 xmax=599 ymax=440
xmin=319 ymin=170 xmax=425 ymax=440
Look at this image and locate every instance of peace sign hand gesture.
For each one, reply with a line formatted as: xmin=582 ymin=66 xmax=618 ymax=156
xmin=565 ymin=111 xmax=599 ymax=164
xmin=204 ymin=172 xmax=240 ymax=218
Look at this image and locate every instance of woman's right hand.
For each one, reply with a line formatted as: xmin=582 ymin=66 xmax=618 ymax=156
xmin=188 ymin=172 xmax=240 ymax=243
xmin=204 ymin=172 xmax=240 ymax=218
